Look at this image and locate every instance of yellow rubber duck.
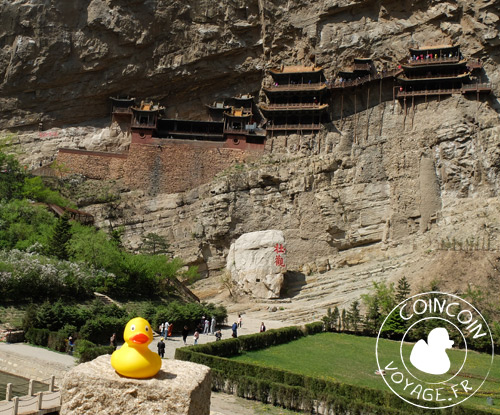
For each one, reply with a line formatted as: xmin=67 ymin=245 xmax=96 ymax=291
xmin=111 ymin=317 xmax=162 ymax=378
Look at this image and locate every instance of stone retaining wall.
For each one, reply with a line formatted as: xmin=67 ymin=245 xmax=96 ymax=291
xmin=0 ymin=348 xmax=68 ymax=383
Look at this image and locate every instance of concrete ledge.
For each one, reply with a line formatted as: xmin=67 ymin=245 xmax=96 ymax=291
xmin=61 ymin=355 xmax=211 ymax=415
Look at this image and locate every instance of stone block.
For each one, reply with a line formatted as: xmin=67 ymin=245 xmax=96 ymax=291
xmin=60 ymin=355 xmax=211 ymax=415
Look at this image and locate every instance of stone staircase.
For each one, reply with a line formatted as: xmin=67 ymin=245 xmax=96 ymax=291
xmin=93 ymin=292 xmax=121 ymax=307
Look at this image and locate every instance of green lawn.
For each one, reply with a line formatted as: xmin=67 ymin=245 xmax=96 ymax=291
xmin=231 ymin=332 xmax=500 ymax=413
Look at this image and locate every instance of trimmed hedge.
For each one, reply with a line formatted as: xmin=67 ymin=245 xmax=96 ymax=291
xmin=75 ymin=339 xmax=114 ymax=363
xmin=25 ymin=327 xmax=68 ymax=352
xmin=175 ymin=326 xmax=494 ymax=415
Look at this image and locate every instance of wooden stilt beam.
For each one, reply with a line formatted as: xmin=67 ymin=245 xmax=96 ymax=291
xmin=354 ymin=90 xmax=357 ymax=143
xmin=366 ymin=86 xmax=370 ymax=141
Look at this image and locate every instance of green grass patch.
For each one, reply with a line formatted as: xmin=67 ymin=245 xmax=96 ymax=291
xmin=231 ymin=332 xmax=500 ymax=413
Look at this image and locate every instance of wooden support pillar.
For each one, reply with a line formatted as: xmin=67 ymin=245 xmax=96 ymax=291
xmin=28 ymin=379 xmax=34 ymax=396
xmin=6 ymin=383 xmax=12 ymax=401
xmin=13 ymin=397 xmax=19 ymax=414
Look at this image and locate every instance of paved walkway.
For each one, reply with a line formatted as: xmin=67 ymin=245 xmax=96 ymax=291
xmin=151 ymin=314 xmax=285 ymax=359
xmin=0 ymin=314 xmax=288 ymax=414
xmin=0 ymin=343 xmax=76 ymax=369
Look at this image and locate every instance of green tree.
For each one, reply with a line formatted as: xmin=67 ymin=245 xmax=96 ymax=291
xmin=140 ymin=232 xmax=170 ymax=255
xmin=22 ymin=176 xmax=72 ymax=207
xmin=381 ymin=309 xmax=407 ymax=339
xmin=48 ymin=214 xmax=72 ymax=260
xmin=363 ymin=295 xmax=381 ymax=335
xmin=396 ymin=276 xmax=411 ymax=303
xmin=69 ymin=225 xmax=123 ymax=272
xmin=322 ymin=307 xmax=337 ymax=331
xmin=347 ymin=300 xmax=362 ymax=332
xmin=0 ymin=150 xmax=25 ymax=201
xmin=341 ymin=308 xmax=348 ymax=331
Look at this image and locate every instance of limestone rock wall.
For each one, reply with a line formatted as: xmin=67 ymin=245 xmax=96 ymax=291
xmin=1 ymin=0 xmax=499 ymax=130
xmin=78 ymin=96 xmax=500 ymax=276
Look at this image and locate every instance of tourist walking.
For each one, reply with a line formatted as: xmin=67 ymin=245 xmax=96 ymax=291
xmin=182 ymin=325 xmax=189 ymax=345
xmin=260 ymin=322 xmax=266 ymax=332
xmin=231 ymin=322 xmax=238 ymax=338
xmin=194 ymin=330 xmax=199 ymax=345
xmin=167 ymin=322 xmax=173 ymax=338
xmin=159 ymin=323 xmax=164 ymax=336
xmin=203 ymin=319 xmax=210 ymax=335
xmin=215 ymin=330 xmax=222 ymax=341
xmin=210 ymin=316 xmax=216 ymax=335
xmin=68 ymin=336 xmax=75 ymax=355
xmin=157 ymin=338 xmax=165 ymax=358
xmin=163 ymin=321 xmax=168 ymax=337
xmin=238 ymin=314 xmax=242 ymax=328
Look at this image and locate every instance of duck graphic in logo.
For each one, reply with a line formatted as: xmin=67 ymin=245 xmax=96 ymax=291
xmin=410 ymin=327 xmax=454 ymax=375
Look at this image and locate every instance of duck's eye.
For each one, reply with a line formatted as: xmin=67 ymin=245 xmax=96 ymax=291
xmin=130 ymin=325 xmax=136 ymax=331
xmin=145 ymin=326 xmax=149 ymax=332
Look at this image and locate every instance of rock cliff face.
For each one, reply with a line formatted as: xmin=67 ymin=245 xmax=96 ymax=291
xmin=1 ymin=0 xmax=499 ymax=129
xmin=78 ymin=96 xmax=500 ymax=279
xmin=1 ymin=0 xmax=500 ymax=302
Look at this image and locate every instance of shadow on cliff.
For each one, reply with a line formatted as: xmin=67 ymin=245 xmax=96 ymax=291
xmin=281 ymin=271 xmax=306 ymax=298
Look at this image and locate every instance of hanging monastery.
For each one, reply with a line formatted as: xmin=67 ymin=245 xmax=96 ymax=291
xmin=53 ymin=44 xmax=491 ymax=195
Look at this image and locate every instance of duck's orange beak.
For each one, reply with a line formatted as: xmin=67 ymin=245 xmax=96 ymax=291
xmin=130 ymin=333 xmax=149 ymax=344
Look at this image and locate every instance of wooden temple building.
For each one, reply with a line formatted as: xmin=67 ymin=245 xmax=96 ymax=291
xmin=109 ymin=44 xmax=492 ymax=145
xmin=260 ymin=65 xmax=329 ymax=133
xmin=110 ymin=96 xmax=135 ymax=124
xmin=112 ymin=95 xmax=266 ymax=151
xmin=395 ymin=44 xmax=491 ymax=99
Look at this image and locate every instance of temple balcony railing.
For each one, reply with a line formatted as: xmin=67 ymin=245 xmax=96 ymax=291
xmin=131 ymin=121 xmax=157 ymax=128
xmin=467 ymin=60 xmax=483 ymax=70
xmin=396 ymin=84 xmax=492 ymax=98
xmin=331 ymin=69 xmax=402 ymax=89
xmin=261 ymin=103 xmax=327 ymax=110
xmin=404 ymin=56 xmax=462 ymax=66
xmin=266 ymin=123 xmax=322 ymax=131
xmin=461 ymin=83 xmax=492 ymax=92
xmin=397 ymin=72 xmax=468 ymax=81
xmin=353 ymin=63 xmax=371 ymax=71
xmin=264 ymin=83 xmax=327 ymax=92
xmin=112 ymin=107 xmax=132 ymax=114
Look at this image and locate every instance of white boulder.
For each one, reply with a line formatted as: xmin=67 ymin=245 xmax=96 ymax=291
xmin=227 ymin=230 xmax=286 ymax=299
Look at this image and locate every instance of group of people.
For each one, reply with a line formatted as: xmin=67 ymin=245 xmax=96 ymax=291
xmin=158 ymin=321 xmax=174 ymax=339
xmin=154 ymin=314 xmax=268 ymax=357
xmin=408 ymin=52 xmax=461 ymax=63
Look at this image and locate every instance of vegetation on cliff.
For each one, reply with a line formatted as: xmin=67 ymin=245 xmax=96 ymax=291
xmin=0 ymin=148 xmax=197 ymax=301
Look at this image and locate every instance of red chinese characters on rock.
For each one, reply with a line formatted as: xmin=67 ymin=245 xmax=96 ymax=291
xmin=274 ymin=243 xmax=286 ymax=267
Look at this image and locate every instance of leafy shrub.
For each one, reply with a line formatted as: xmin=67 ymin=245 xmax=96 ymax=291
xmin=47 ymin=331 xmax=67 ymax=352
xmin=25 ymin=328 xmax=50 ymax=347
xmin=79 ymin=316 xmax=128 ymax=345
xmin=74 ymin=339 xmax=113 ymax=363
xmin=304 ymin=321 xmax=324 ymax=335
